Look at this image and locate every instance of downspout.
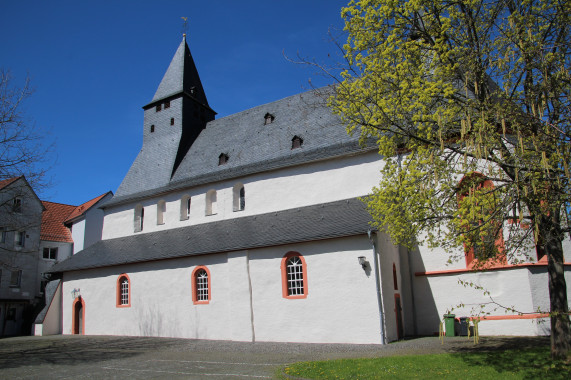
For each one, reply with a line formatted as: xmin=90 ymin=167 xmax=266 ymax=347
xmin=368 ymin=229 xmax=387 ymax=344
xmin=406 ymin=246 xmax=418 ymax=336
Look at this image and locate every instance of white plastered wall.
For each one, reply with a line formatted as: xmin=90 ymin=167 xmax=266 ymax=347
xmin=102 ymin=152 xmax=384 ymax=240
xmin=61 ymin=235 xmax=386 ymax=344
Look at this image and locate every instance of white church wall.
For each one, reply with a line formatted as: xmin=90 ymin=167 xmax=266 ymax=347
xmin=248 ymin=236 xmax=384 ymax=344
xmin=413 ymin=268 xmax=547 ymax=336
xmin=102 ymin=151 xmax=384 ymax=240
xmin=62 ymin=253 xmax=233 ymax=339
xmin=61 ymin=235 xmax=388 ymax=344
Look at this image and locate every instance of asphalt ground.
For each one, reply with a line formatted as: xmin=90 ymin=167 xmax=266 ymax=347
xmin=0 ymin=335 xmax=549 ymax=379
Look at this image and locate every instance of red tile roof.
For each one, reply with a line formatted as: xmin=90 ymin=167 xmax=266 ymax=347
xmin=0 ymin=176 xmax=22 ymax=190
xmin=41 ymin=201 xmax=76 ymax=243
xmin=64 ymin=192 xmax=112 ymax=224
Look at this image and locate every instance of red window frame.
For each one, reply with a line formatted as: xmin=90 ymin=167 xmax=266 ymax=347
xmin=281 ymin=251 xmax=308 ymax=299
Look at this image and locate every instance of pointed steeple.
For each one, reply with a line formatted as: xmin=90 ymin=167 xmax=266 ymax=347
xmin=149 ymin=35 xmax=210 ymax=108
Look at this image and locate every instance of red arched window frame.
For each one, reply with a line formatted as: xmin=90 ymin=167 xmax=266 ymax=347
xmin=116 ymin=274 xmax=131 ymax=308
xmin=281 ymin=252 xmax=308 ymax=299
xmin=457 ymin=173 xmax=505 ymax=268
xmin=192 ymin=266 xmax=211 ymax=305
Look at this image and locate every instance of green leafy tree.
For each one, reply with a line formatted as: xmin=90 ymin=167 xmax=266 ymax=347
xmin=329 ymin=0 xmax=570 ymax=358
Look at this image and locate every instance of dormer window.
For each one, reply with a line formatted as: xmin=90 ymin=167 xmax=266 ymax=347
xmin=164 ymin=100 xmax=170 ymax=109
xmin=291 ymin=135 xmax=303 ymax=149
xmin=264 ymin=113 xmax=275 ymax=125
xmin=156 ymin=104 xmax=162 ymax=112
xmin=150 ymin=125 xmax=155 ymax=133
xmin=218 ymin=153 xmax=229 ymax=166
xmin=170 ymin=118 xmax=175 ymax=126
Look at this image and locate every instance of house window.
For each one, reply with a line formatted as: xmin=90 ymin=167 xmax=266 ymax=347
xmin=264 ymin=112 xmax=275 ymax=125
xmin=457 ymin=173 xmax=504 ymax=267
xmin=157 ymin=200 xmax=166 ymax=225
xmin=281 ymin=252 xmax=308 ymax=299
xmin=150 ymin=125 xmax=155 ymax=133
xmin=0 ymin=227 xmax=5 ymax=243
xmin=13 ymin=197 xmax=22 ymax=213
xmin=156 ymin=104 xmax=162 ymax=112
xmin=170 ymin=118 xmax=175 ymax=126
xmin=218 ymin=153 xmax=229 ymax=166
xmin=291 ymin=135 xmax=303 ymax=149
xmin=205 ymin=190 xmax=217 ymax=216
xmin=134 ymin=204 xmax=144 ymax=232
xmin=180 ymin=195 xmax=191 ymax=220
xmin=117 ymin=274 xmax=131 ymax=307
xmin=233 ymin=184 xmax=245 ymax=212
xmin=164 ymin=100 xmax=170 ymax=109
xmin=10 ymin=270 xmax=22 ymax=287
xmin=15 ymin=231 xmax=25 ymax=247
xmin=192 ymin=266 xmax=211 ymax=304
xmin=43 ymin=247 xmax=58 ymax=260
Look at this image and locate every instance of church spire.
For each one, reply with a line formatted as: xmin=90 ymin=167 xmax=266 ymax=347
xmin=148 ymin=34 xmax=211 ymax=109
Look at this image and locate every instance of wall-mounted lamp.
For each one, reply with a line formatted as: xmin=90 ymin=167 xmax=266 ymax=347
xmin=358 ymin=256 xmax=368 ymax=269
xmin=71 ymin=288 xmax=81 ymax=299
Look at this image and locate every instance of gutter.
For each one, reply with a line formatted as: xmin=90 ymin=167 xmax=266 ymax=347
xmin=368 ymin=229 xmax=387 ymax=344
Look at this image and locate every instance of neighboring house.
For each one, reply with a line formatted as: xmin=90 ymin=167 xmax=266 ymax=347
xmin=0 ymin=176 xmax=44 ymax=337
xmin=33 ymin=192 xmax=111 ymax=336
xmin=64 ymin=192 xmax=113 ymax=254
xmin=47 ymin=36 xmax=571 ymax=343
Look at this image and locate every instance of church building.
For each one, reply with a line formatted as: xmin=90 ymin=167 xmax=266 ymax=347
xmin=45 ymin=36 xmax=571 ymax=343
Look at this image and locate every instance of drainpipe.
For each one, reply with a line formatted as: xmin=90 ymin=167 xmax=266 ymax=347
xmin=368 ymin=229 xmax=387 ymax=345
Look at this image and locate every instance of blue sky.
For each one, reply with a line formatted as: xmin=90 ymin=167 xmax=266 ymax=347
xmin=1 ymin=0 xmax=348 ymax=205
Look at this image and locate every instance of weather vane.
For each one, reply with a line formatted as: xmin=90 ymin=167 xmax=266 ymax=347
xmin=181 ymin=17 xmax=189 ymax=38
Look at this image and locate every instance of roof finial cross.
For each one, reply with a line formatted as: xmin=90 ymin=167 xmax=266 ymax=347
xmin=181 ymin=17 xmax=189 ymax=38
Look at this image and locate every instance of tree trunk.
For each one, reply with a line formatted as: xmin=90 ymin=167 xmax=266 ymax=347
xmin=543 ymin=213 xmax=571 ymax=359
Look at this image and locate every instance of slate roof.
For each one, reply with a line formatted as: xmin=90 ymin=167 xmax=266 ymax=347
xmin=64 ymin=191 xmax=112 ymax=224
xmin=34 ymin=279 xmax=61 ymax=324
xmin=41 ymin=201 xmax=76 ymax=243
xmin=48 ymin=197 xmax=373 ymax=273
xmin=106 ymin=87 xmax=375 ymax=208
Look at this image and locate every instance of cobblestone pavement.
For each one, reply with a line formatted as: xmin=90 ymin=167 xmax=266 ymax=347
xmin=0 ymin=335 xmax=549 ymax=379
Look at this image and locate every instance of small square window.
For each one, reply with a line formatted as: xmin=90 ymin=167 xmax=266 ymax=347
xmin=291 ymin=136 xmax=303 ymax=149
xmin=43 ymin=247 xmax=58 ymax=260
xmin=10 ymin=270 xmax=22 ymax=287
xmin=164 ymin=101 xmax=170 ymax=109
xmin=156 ymin=104 xmax=162 ymax=112
xmin=15 ymin=231 xmax=25 ymax=247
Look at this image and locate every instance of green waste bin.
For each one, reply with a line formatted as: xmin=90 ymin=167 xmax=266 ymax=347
xmin=444 ymin=314 xmax=456 ymax=337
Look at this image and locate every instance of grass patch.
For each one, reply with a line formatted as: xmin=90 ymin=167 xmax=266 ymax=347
xmin=280 ymin=346 xmax=569 ymax=379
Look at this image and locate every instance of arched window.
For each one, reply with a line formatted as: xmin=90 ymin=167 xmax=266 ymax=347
xmin=157 ymin=200 xmax=166 ymax=225
xmin=180 ymin=195 xmax=191 ymax=220
xmin=457 ymin=173 xmax=504 ymax=267
xmin=233 ymin=184 xmax=245 ymax=212
xmin=192 ymin=266 xmax=211 ymax=304
xmin=281 ymin=252 xmax=308 ymax=299
xmin=134 ymin=204 xmax=144 ymax=232
xmin=116 ymin=274 xmax=131 ymax=307
xmin=205 ymin=190 xmax=217 ymax=216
